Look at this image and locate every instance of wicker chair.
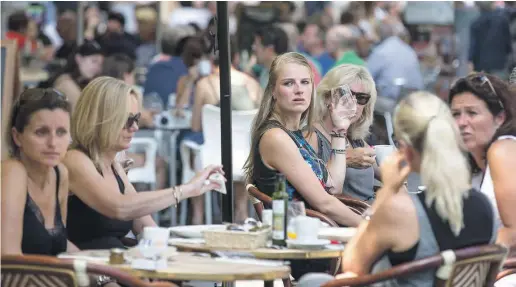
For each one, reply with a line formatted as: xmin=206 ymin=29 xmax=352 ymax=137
xmin=1 ymin=254 xmax=177 ymax=287
xmin=317 ymin=244 xmax=507 ymax=287
xmin=497 ymin=254 xmax=516 ymax=281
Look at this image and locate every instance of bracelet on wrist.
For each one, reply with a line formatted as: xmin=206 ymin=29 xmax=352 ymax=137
xmin=331 ymin=148 xmax=346 ymax=155
xmin=172 ymin=186 xmax=181 ymax=207
xmin=330 ymin=131 xmax=347 ymax=138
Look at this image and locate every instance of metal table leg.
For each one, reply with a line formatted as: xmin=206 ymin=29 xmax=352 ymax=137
xmin=168 ymin=130 xmax=180 ymax=226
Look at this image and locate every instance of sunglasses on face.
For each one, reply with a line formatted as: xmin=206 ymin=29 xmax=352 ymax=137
xmin=328 ymin=85 xmax=371 ymax=106
xmin=125 ymin=113 xmax=141 ymax=129
xmin=351 ymin=91 xmax=371 ymax=105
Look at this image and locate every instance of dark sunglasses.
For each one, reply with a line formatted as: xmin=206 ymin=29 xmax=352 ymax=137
xmin=351 ymin=91 xmax=371 ymax=105
xmin=125 ymin=113 xmax=141 ymax=129
xmin=327 ymin=85 xmax=371 ymax=106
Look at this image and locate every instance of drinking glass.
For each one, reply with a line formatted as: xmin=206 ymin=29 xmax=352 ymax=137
xmin=287 ymin=201 xmax=306 ymax=240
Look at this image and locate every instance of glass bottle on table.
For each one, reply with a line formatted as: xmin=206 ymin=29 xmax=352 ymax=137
xmin=272 ymin=173 xmax=289 ymax=246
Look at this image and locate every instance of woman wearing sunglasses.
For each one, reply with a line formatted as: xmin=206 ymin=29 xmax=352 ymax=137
xmin=449 ymin=73 xmax=516 ymax=248
xmin=307 ymin=64 xmax=379 ymax=202
xmin=64 ymin=77 xmax=225 ymax=250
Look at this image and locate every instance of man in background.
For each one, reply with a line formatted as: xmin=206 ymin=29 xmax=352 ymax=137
xmin=469 ymin=1 xmax=512 ymax=80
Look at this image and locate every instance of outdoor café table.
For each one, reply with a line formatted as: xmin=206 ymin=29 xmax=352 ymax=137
xmin=170 ymin=241 xmax=345 ymax=287
xmin=170 ymin=242 xmax=345 ymax=260
xmin=58 ymin=249 xmax=290 ymax=287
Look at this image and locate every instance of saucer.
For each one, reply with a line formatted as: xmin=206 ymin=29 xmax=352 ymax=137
xmin=286 ymin=239 xmax=331 ymax=250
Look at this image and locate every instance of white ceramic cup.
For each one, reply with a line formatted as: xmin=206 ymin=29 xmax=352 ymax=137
xmin=142 ymin=227 xmax=170 ymax=247
xmin=294 ymin=216 xmax=320 ymax=243
xmin=374 ymin=145 xmax=396 ymax=166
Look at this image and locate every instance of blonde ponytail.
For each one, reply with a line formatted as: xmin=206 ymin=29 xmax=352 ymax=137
xmin=395 ymin=92 xmax=471 ymax=236
xmin=420 ymin=117 xmax=471 ymax=236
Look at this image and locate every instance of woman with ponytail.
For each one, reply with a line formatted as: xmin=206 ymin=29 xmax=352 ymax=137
xmin=300 ymin=92 xmax=496 ymax=286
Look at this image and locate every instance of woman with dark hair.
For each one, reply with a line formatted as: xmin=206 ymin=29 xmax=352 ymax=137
xmin=449 ymin=72 xmax=516 ymax=248
xmin=1 ymin=88 xmax=77 ymax=255
xmin=51 ymin=41 xmax=104 ymax=112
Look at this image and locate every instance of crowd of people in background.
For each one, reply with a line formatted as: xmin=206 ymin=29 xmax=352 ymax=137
xmin=2 ymin=1 xmax=516 ymax=286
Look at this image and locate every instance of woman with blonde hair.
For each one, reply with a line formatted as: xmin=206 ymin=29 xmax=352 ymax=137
xmin=301 ymin=91 xmax=496 ymax=286
xmin=244 ymin=52 xmax=361 ymax=225
xmin=64 ymin=76 xmax=224 ymax=249
xmin=244 ymin=51 xmax=361 ymax=280
xmin=307 ymin=64 xmax=378 ymax=202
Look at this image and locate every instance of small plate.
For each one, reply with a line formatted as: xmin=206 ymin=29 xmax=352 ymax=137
xmin=169 ymin=225 xmax=226 ymax=238
xmin=318 ymin=227 xmax=357 ymax=242
xmin=286 ymin=239 xmax=331 ymax=250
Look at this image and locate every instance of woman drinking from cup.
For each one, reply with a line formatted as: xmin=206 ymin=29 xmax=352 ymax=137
xmin=307 ymin=64 xmax=379 ymax=202
xmin=1 ymin=88 xmax=78 ymax=255
xmin=449 ymin=73 xmax=516 ymax=248
xmin=64 ymin=76 xmax=225 ymax=250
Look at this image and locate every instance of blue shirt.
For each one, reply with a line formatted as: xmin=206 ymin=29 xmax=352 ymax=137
xmin=366 ymin=37 xmax=423 ymax=100
xmin=315 ymin=52 xmax=335 ymax=75
xmin=143 ymin=57 xmax=188 ymax=107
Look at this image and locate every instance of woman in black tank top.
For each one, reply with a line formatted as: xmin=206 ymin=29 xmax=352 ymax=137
xmin=64 ymin=77 xmax=225 ymax=250
xmin=2 ymin=88 xmax=74 ymax=256
xmin=328 ymin=92 xmax=495 ymax=285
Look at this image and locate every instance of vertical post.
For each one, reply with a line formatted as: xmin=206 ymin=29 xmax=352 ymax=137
xmin=216 ymin=2 xmax=234 ymax=223
xmin=77 ymin=1 xmax=85 ymax=46
xmin=155 ymin=1 xmax=162 ymax=54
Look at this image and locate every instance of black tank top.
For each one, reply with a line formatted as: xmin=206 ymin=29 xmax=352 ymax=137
xmin=67 ymin=165 xmax=133 ymax=249
xmin=22 ymin=166 xmax=67 ymax=255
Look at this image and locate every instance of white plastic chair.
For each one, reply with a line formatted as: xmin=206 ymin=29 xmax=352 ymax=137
xmin=126 ymin=137 xmax=159 ymax=222
xmin=179 ymin=105 xmax=257 ymax=225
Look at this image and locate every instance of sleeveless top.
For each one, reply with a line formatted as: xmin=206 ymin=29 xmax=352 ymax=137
xmin=206 ymin=76 xmax=256 ymax=111
xmin=67 ymin=165 xmax=133 ymax=249
xmin=375 ymin=190 xmax=495 ymax=287
xmin=22 ymin=166 xmax=67 ymax=255
xmin=480 ymin=135 xmax=516 ymax=228
xmin=315 ymin=129 xmax=375 ymax=202
xmin=252 ymin=120 xmax=330 ymax=209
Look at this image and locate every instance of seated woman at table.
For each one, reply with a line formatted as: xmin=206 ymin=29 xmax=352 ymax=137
xmin=64 ymin=76 xmax=225 ymax=250
xmin=301 ymin=91 xmax=495 ymax=286
xmin=243 ymin=52 xmax=361 ymax=280
xmin=243 ymin=52 xmax=361 ymax=226
xmin=1 ymin=88 xmax=78 ymax=255
xmin=449 ymin=73 xmax=516 ymax=248
xmin=46 ymin=41 xmax=104 ymax=112
xmin=101 ymin=53 xmax=168 ymax=191
xmin=307 ymin=64 xmax=379 ymax=203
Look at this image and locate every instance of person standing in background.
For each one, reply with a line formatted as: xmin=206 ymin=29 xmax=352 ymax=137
xmin=469 ymin=1 xmax=512 ymax=80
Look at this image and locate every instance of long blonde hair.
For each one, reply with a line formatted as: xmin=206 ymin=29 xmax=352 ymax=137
xmin=315 ymin=64 xmax=377 ymax=141
xmin=243 ymin=52 xmax=316 ymax=183
xmin=71 ymin=76 xmax=140 ymax=171
xmin=394 ymin=91 xmax=471 ymax=236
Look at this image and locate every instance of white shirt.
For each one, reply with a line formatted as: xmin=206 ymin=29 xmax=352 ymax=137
xmin=480 ymin=135 xmax=516 ymax=225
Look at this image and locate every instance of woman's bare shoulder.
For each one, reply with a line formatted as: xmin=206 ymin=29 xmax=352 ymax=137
xmin=63 ymin=149 xmax=93 ymax=170
xmin=2 ymin=159 xmax=27 ymax=177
